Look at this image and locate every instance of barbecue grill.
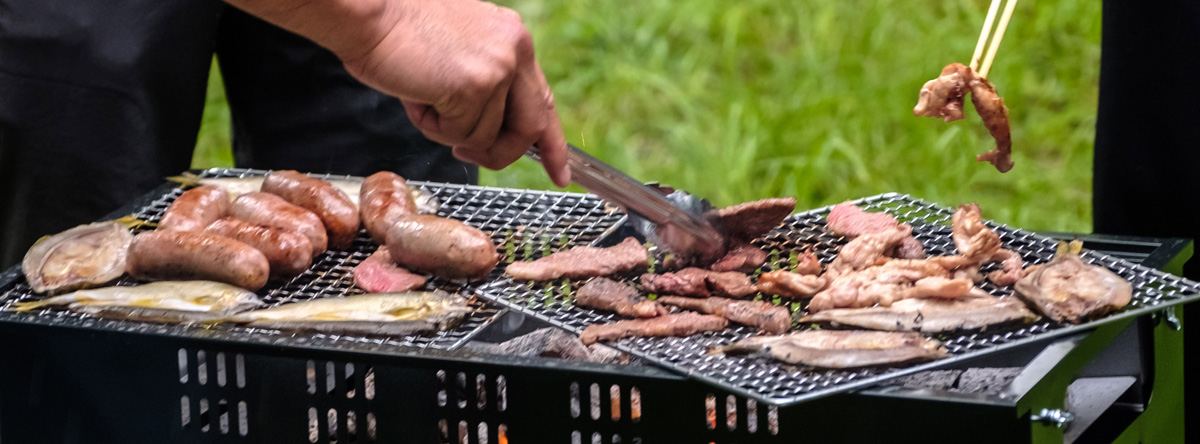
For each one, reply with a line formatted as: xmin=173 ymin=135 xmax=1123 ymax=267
xmin=0 ymin=168 xmax=1191 ymax=443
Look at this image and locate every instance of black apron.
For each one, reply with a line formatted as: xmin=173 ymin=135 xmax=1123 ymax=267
xmin=0 ymin=0 xmax=475 ymax=267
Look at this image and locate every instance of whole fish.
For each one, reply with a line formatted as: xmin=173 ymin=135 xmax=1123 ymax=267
xmin=800 ymin=294 xmax=1038 ymax=333
xmin=1015 ymin=240 xmax=1132 ymax=324
xmin=22 ymin=221 xmax=134 ymax=294
xmin=223 ymin=291 xmax=472 ymax=336
xmin=710 ymin=330 xmax=947 ymax=369
xmin=11 ymin=280 xmax=263 ymax=323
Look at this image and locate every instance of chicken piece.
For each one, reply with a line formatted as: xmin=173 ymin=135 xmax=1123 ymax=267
xmin=987 ymin=248 xmax=1024 ymax=286
xmin=914 ymin=63 xmax=1014 ymax=173
xmin=901 ymin=277 xmax=974 ymax=299
xmin=711 ymin=330 xmax=948 ymax=369
xmin=825 ymin=202 xmax=926 ymax=259
xmin=658 ymin=296 xmax=791 ymax=334
xmin=809 ymin=260 xmax=969 ymax=313
xmin=580 ymin=312 xmax=729 ymax=345
xmin=808 ymin=274 xmax=900 ymax=313
xmin=952 ymin=204 xmax=1002 ymax=262
xmin=801 ymin=295 xmax=1037 ymax=333
xmin=827 ymin=225 xmax=912 ymax=277
xmin=969 ymin=76 xmax=1014 ymax=172
xmin=913 ymin=63 xmax=970 ymax=122
xmin=576 ymin=278 xmax=667 ymax=318
xmin=709 ymin=241 xmax=769 ymax=273
xmin=757 ymin=270 xmax=828 ymax=299
xmin=640 ymin=268 xmax=757 ymax=298
xmin=794 ymin=250 xmax=823 ymax=276
xmin=1014 ymin=240 xmax=1132 ymax=324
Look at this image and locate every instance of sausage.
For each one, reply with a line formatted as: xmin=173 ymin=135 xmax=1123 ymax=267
xmin=262 ymin=170 xmax=360 ymax=250
xmin=205 ymin=218 xmax=314 ymax=280
xmin=359 ymin=171 xmax=418 ymax=243
xmin=229 ymin=192 xmax=328 ymax=256
xmin=159 ymin=185 xmax=230 ymax=232
xmin=386 ymin=214 xmax=499 ymax=280
xmin=127 ymin=231 xmax=269 ymax=290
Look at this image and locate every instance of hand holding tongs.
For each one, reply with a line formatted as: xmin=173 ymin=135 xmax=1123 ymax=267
xmin=526 ymin=144 xmax=726 ymax=261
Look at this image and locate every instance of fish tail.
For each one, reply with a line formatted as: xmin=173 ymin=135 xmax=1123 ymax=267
xmin=708 ymin=342 xmax=763 ymax=357
xmin=9 ymin=299 xmax=53 ymax=312
xmin=1068 ymin=239 xmax=1084 ymax=255
xmin=166 ymin=172 xmax=203 ymax=187
xmin=112 ymin=215 xmax=156 ymax=230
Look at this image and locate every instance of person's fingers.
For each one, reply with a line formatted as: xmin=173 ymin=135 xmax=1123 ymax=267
xmin=527 ymin=63 xmax=570 ymax=187
xmin=458 ymin=74 xmax=512 ymax=149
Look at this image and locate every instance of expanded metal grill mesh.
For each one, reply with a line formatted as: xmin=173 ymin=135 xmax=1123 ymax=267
xmin=477 ymin=192 xmax=1200 ymax=405
xmin=0 ymin=168 xmax=625 ymax=351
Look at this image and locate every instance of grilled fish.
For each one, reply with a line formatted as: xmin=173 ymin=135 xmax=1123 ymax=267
xmin=223 ymin=291 xmax=472 ymax=336
xmin=10 ymin=280 xmax=263 ymax=323
xmin=711 ymin=330 xmax=947 ymax=369
xmin=22 ymin=221 xmax=134 ymax=294
xmin=1014 ymin=240 xmax=1132 ymax=324
xmin=801 ymin=294 xmax=1038 ymax=333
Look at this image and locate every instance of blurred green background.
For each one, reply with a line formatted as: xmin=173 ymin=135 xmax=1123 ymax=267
xmin=192 ymin=0 xmax=1100 ymax=232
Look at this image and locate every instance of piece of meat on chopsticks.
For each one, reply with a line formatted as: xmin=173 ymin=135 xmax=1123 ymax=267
xmin=709 ymin=240 xmax=769 ymax=273
xmin=658 ymin=296 xmax=791 ymax=334
xmin=711 ymin=330 xmax=948 ymax=369
xmin=801 ymin=294 xmax=1037 ymax=333
xmin=353 ymin=247 xmax=428 ymax=293
xmin=757 ymin=270 xmax=828 ymax=300
xmin=914 ymin=62 xmax=1013 ymax=173
xmin=640 ymin=268 xmax=757 ymax=298
xmin=1014 ymin=240 xmax=1132 ymax=324
xmin=826 ymin=202 xmax=926 ymax=259
xmin=505 ymin=237 xmax=649 ymax=281
xmin=576 ymin=278 xmax=667 ymax=318
xmin=580 ymin=312 xmax=729 ymax=345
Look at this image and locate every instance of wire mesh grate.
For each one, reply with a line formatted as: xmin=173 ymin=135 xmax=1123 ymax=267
xmin=0 ymin=168 xmax=625 ymax=351
xmin=476 ymin=192 xmax=1200 ymax=405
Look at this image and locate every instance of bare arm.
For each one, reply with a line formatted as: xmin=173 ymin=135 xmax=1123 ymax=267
xmin=224 ymin=0 xmax=571 ymax=187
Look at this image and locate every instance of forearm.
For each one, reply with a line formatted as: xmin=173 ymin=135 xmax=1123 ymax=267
xmin=223 ymin=0 xmax=398 ymax=61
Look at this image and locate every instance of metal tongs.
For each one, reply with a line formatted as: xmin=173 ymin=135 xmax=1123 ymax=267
xmin=527 ymin=144 xmax=726 ymax=261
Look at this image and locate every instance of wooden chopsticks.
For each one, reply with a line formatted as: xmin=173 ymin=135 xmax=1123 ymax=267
xmin=968 ymin=0 xmax=1018 ymax=78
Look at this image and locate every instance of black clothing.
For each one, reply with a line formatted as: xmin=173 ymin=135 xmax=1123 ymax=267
xmin=0 ymin=2 xmax=475 ymax=268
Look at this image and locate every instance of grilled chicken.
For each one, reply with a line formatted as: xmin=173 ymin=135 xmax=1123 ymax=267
xmin=914 ymin=62 xmax=1014 ymax=173
xmin=826 ymin=225 xmax=913 ymax=277
xmin=987 ymin=248 xmax=1024 ymax=286
xmin=1014 ymin=240 xmax=1132 ymax=324
xmin=711 ymin=330 xmax=948 ymax=368
xmin=757 ymin=270 xmax=828 ymax=299
xmin=802 ymin=294 xmax=1037 ymax=333
xmin=658 ymin=296 xmax=791 ymax=334
xmin=825 ymin=202 xmax=925 ymax=259
xmin=808 ymin=260 xmax=972 ymax=313
xmin=576 ymin=278 xmax=667 ymax=318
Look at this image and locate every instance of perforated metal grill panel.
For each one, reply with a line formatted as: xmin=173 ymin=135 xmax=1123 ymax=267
xmin=476 ymin=193 xmax=1200 ymax=405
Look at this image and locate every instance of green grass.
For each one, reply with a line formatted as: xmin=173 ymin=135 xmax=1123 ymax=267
xmin=193 ymin=0 xmax=1101 ymax=232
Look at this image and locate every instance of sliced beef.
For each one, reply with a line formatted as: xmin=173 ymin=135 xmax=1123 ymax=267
xmin=353 ymin=247 xmax=427 ymax=293
xmin=658 ymin=296 xmax=791 ymax=334
xmin=576 ymin=278 xmax=666 ymax=318
xmin=580 ymin=312 xmax=729 ymax=345
xmin=714 ymin=197 xmax=796 ymax=241
xmin=505 ymin=237 xmax=649 ymax=281
xmin=640 ymin=268 xmax=756 ymax=298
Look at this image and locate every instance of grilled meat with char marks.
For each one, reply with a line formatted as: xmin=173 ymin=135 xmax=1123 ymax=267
xmin=658 ymin=296 xmax=791 ymax=334
xmin=576 ymin=278 xmax=666 ymax=318
xmin=580 ymin=312 xmax=729 ymax=345
xmin=640 ymin=268 xmax=757 ymax=298
xmin=506 ymin=237 xmax=649 ymax=281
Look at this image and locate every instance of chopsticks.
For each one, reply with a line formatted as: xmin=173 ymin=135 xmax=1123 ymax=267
xmin=968 ymin=0 xmax=1018 ymax=78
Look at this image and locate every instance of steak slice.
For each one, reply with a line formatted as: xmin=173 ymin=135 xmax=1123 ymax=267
xmin=658 ymin=296 xmax=791 ymax=334
xmin=640 ymin=268 xmax=757 ymax=298
xmin=715 ymin=197 xmax=796 ymax=241
xmin=353 ymin=247 xmax=427 ymax=293
xmin=580 ymin=312 xmax=728 ymax=345
xmin=709 ymin=240 xmax=768 ymax=273
xmin=505 ymin=237 xmax=649 ymax=281
xmin=576 ymin=278 xmax=666 ymax=318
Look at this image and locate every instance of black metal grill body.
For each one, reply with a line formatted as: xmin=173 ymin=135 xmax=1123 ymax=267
xmin=0 ymin=169 xmax=1190 ymax=443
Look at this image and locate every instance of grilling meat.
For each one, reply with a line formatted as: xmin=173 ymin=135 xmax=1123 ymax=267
xmin=205 ymin=218 xmax=313 ymax=280
xmin=914 ymin=62 xmax=1013 ymax=173
xmin=22 ymin=221 xmax=134 ymax=294
xmin=757 ymin=270 xmax=828 ymax=299
xmin=262 ymin=170 xmax=361 ymax=250
xmin=580 ymin=312 xmax=729 ymax=345
xmin=466 ymin=328 xmax=628 ymax=364
xmin=576 ymin=278 xmax=666 ymax=318
xmin=827 ymin=225 xmax=912 ymax=277
xmin=712 ymin=330 xmax=948 ymax=368
xmin=353 ymin=247 xmax=427 ymax=293
xmin=809 ymin=260 xmax=972 ymax=313
xmin=11 ymin=280 xmax=263 ymax=324
xmin=386 ymin=214 xmax=499 ymax=280
xmin=952 ymin=203 xmax=1001 ymax=262
xmin=126 ymin=230 xmax=270 ymax=291
xmin=229 ymin=192 xmax=328 ymax=256
xmin=802 ymin=294 xmax=1037 ymax=333
xmin=987 ymin=248 xmax=1024 ymax=286
xmin=159 ymin=185 xmax=231 ymax=232
xmin=505 ymin=237 xmax=649 ymax=281
xmin=658 ymin=296 xmax=791 ymax=334
xmin=640 ymin=268 xmax=757 ymax=298
xmin=715 ymin=197 xmax=796 ymax=241
xmin=825 ymin=202 xmax=926 ymax=259
xmin=709 ymin=240 xmax=769 ymax=273
xmin=1014 ymin=240 xmax=1132 ymax=324
xmin=359 ymin=171 xmax=418 ymax=243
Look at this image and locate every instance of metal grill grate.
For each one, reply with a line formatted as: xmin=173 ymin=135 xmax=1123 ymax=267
xmin=0 ymin=168 xmax=625 ymax=351
xmin=476 ymin=192 xmax=1200 ymax=405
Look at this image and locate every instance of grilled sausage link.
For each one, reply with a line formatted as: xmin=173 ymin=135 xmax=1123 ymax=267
xmin=205 ymin=218 xmax=314 ymax=280
xmin=127 ymin=231 xmax=270 ymax=290
xmin=262 ymin=170 xmax=360 ymax=250
xmin=360 ymin=171 xmax=418 ymax=243
xmin=159 ymin=185 xmax=230 ymax=232
xmin=229 ymin=192 xmax=328 ymax=256
xmin=386 ymin=214 xmax=499 ymax=280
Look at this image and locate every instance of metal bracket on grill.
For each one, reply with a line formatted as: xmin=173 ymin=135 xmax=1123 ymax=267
xmin=1031 ymin=408 xmax=1075 ymax=428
